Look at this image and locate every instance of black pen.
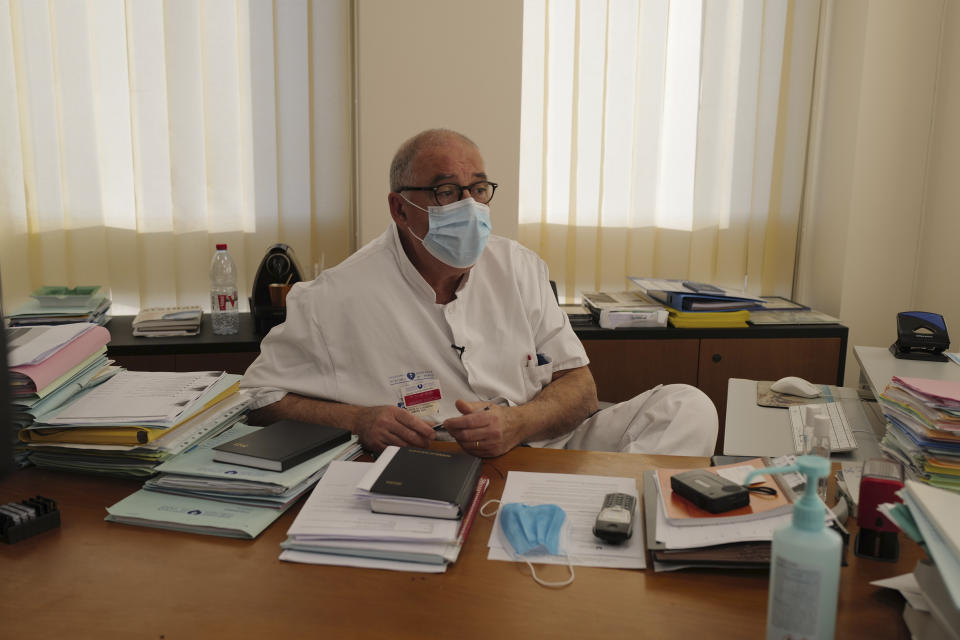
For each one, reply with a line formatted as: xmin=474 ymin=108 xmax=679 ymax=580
xmin=433 ymin=405 xmax=491 ymax=431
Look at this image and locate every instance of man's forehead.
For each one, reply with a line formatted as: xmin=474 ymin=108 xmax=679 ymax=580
xmin=413 ymin=142 xmax=486 ymax=184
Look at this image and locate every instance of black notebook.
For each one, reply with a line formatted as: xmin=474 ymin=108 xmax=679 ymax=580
xmin=212 ymin=420 xmax=351 ymax=471
xmin=358 ymin=446 xmax=483 ymax=519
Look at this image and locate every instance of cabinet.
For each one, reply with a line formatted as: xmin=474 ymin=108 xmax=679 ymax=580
xmin=578 ymin=325 xmax=848 ymax=454
xmin=107 ymin=315 xmax=260 ymax=375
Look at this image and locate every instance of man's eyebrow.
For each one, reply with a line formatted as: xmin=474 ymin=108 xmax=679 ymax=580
xmin=428 ymin=171 xmax=488 ymax=185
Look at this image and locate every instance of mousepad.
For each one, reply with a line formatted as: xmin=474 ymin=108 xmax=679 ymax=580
xmin=756 ymin=381 xmax=830 ymax=408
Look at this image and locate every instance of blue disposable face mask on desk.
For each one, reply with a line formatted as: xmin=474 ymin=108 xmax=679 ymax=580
xmin=496 ymin=502 xmax=575 ymax=587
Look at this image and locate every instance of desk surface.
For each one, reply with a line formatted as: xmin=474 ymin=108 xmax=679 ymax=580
xmin=0 ymin=445 xmax=917 ymax=639
xmin=855 ymin=345 xmax=960 ymax=399
xmin=723 ymin=378 xmax=883 ymax=462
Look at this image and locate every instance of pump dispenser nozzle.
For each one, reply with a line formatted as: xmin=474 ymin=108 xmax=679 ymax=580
xmin=745 ymin=455 xmax=830 ymax=531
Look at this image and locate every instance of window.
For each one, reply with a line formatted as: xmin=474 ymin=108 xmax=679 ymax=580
xmin=518 ymin=0 xmax=821 ymax=302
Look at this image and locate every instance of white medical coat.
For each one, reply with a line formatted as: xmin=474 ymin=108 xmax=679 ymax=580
xmin=240 ymin=224 xmax=589 ymax=423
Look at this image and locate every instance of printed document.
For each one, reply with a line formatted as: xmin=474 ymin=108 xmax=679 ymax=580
xmin=486 ymin=471 xmax=646 ymax=569
xmin=43 ymin=370 xmax=226 ymax=425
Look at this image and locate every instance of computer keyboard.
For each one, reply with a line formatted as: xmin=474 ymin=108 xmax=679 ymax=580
xmin=788 ymin=402 xmax=858 ymax=454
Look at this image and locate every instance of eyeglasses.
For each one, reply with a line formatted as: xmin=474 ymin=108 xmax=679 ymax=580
xmin=398 ymin=180 xmax=498 ymax=206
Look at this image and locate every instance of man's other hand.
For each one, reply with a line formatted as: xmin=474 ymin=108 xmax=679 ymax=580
xmin=443 ymin=400 xmax=515 ymax=458
xmin=355 ymin=405 xmax=437 ymax=453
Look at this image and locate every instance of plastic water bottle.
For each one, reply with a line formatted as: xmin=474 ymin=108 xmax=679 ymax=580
xmin=209 ymin=243 xmax=239 ymax=335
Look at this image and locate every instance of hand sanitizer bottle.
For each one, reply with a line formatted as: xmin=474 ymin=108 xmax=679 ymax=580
xmin=805 ymin=408 xmax=832 ymax=503
xmin=745 ymin=456 xmax=841 ymax=640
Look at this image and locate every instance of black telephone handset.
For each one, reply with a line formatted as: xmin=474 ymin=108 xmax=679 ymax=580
xmin=593 ymin=492 xmax=636 ymax=544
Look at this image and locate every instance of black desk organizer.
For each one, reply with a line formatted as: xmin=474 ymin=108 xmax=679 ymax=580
xmin=0 ymin=496 xmax=60 ymax=544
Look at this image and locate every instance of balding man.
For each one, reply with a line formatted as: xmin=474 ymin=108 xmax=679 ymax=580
xmin=241 ymin=129 xmax=718 ymax=457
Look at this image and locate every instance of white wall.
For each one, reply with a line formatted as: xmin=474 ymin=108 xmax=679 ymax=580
xmin=354 ymin=0 xmax=523 ymax=247
xmin=797 ymin=0 xmax=951 ymax=385
xmin=914 ymin=1 xmax=960 ymax=326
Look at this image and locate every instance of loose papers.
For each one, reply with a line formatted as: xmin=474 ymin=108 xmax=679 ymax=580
xmin=280 ymin=461 xmax=467 ymax=572
xmin=486 ymin=471 xmax=646 ymax=569
xmin=43 ymin=370 xmax=226 ymax=426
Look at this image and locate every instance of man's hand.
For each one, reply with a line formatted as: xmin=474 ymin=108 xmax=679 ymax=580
xmin=443 ymin=400 xmax=516 ymax=458
xmin=354 ymin=405 xmax=437 ymax=453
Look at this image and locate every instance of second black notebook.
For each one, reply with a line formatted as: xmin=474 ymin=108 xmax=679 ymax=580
xmin=358 ymin=446 xmax=483 ymax=519
xmin=212 ymin=420 xmax=351 ymax=471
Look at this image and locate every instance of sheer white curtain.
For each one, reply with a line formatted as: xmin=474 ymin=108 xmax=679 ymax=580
xmin=0 ymin=0 xmax=352 ymax=314
xmin=519 ymin=0 xmax=821 ymax=302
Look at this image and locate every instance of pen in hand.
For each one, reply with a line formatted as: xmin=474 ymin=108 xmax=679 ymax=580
xmin=434 ymin=405 xmax=491 ymax=431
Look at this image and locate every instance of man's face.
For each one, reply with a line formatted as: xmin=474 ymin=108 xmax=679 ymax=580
xmin=402 ymin=138 xmax=488 ymax=239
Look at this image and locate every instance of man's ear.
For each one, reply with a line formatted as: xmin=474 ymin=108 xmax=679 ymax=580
xmin=387 ymin=192 xmax=407 ymax=225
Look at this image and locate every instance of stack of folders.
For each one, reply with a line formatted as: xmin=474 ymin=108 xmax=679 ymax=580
xmin=877 ymin=376 xmax=960 ymax=493
xmin=645 ymin=457 xmax=803 ymax=571
xmin=105 ymin=423 xmax=361 ymax=539
xmin=7 ymin=286 xmax=111 ymax=326
xmin=6 ymin=323 xmax=116 ymax=467
xmin=628 ymin=277 xmax=763 ymax=328
xmin=20 ymin=370 xmax=248 ymax=477
xmin=280 ymin=447 xmax=489 ymax=572
xmin=876 ymin=481 xmax=960 ymax=637
xmin=581 ymin=291 xmax=667 ymax=329
xmin=132 ymin=306 xmax=203 ymax=337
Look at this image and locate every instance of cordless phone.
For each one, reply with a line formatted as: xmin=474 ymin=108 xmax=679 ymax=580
xmin=593 ymin=492 xmax=636 ymax=544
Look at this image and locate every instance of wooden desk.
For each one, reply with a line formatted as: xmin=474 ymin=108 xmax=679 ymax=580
xmin=0 ymin=445 xmax=916 ymax=639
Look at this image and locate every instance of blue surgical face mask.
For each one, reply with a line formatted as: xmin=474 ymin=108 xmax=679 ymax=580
xmin=496 ymin=502 xmax=575 ymax=588
xmin=500 ymin=503 xmax=566 ymax=556
xmin=402 ymin=196 xmax=492 ymax=268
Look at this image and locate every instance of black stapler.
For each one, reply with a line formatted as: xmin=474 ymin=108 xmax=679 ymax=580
xmin=889 ymin=311 xmax=950 ymax=361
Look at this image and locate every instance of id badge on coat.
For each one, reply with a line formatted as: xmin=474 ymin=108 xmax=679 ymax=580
xmin=389 ymin=370 xmax=442 ymax=419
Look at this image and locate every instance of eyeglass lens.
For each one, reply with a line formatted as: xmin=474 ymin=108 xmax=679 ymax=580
xmin=434 ymin=182 xmax=495 ymax=205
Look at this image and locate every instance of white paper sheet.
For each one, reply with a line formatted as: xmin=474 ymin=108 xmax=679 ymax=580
xmin=44 ymin=370 xmax=225 ymax=424
xmin=485 ymin=471 xmax=646 ymax=569
xmin=279 ymin=549 xmax=447 ymax=573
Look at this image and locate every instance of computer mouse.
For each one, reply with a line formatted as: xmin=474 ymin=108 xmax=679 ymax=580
xmin=770 ymin=376 xmax=822 ymax=398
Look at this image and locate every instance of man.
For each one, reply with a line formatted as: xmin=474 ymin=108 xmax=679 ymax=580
xmin=241 ymin=128 xmax=717 ymax=457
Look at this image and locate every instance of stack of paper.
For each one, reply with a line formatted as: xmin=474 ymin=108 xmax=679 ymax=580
xmin=7 ymin=286 xmax=111 ymax=326
xmin=645 ymin=458 xmax=807 ymax=572
xmin=877 ymin=480 xmax=960 ymax=633
xmin=105 ymin=424 xmax=361 ymax=539
xmin=6 ymin=324 xmax=116 ymax=467
xmin=21 ymin=371 xmax=249 ymax=477
xmin=581 ymin=291 xmax=668 ymax=328
xmin=878 ymin=376 xmax=960 ymax=493
xmin=145 ymin=423 xmax=359 ymax=508
xmin=280 ymin=460 xmax=487 ymax=572
xmin=132 ymin=306 xmax=203 ymax=337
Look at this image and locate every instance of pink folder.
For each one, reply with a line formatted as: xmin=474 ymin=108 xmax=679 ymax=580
xmin=10 ymin=325 xmax=111 ymax=392
xmin=893 ymin=376 xmax=960 ymax=406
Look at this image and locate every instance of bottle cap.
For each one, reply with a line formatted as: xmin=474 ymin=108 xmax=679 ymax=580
xmin=216 ymin=243 xmax=227 ymax=250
